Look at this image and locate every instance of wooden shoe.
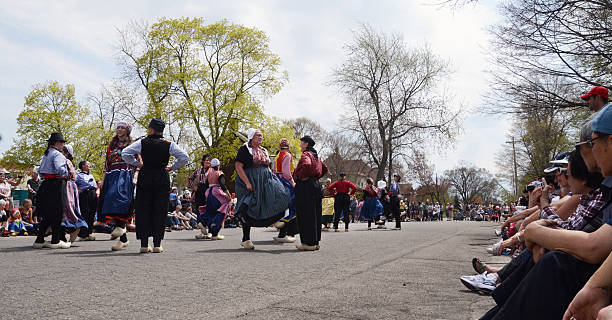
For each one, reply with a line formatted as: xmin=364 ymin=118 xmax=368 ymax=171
xmin=110 ymin=227 xmax=126 ymax=240
xmin=32 ymin=241 xmax=48 ymax=249
xmin=69 ymin=230 xmax=80 ymax=243
xmin=241 ymin=240 xmax=255 ymax=250
xmin=296 ymin=244 xmax=317 ymax=251
xmin=152 ymin=246 xmax=164 ymax=253
xmin=140 ymin=246 xmax=152 ymax=253
xmin=48 ymin=241 xmax=71 ymax=249
xmin=111 ymin=240 xmax=129 ymax=251
xmin=211 ymin=235 xmax=225 ymax=240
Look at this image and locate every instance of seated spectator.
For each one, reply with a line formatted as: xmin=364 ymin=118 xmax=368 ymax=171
xmin=166 ymin=204 xmax=182 ymax=231
xmin=183 ymin=207 xmax=198 ymax=229
xmin=180 ymin=190 xmax=192 ymax=210
xmin=19 ymin=199 xmax=38 ymax=235
xmin=8 ymin=207 xmax=27 ymax=236
xmin=176 ymin=208 xmax=192 ymax=230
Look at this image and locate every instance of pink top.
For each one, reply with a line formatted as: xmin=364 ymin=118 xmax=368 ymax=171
xmin=280 ymin=153 xmax=294 ymax=184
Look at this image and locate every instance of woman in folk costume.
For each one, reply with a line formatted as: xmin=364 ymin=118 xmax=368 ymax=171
xmin=321 ymin=178 xmax=335 ymax=231
xmin=60 ymin=144 xmax=88 ymax=243
xmin=360 ymin=178 xmax=384 ymax=230
xmin=200 ymin=158 xmax=231 ymax=240
xmin=33 ymin=133 xmax=71 ymax=249
xmin=376 ymin=180 xmax=390 ymax=228
xmin=96 ymin=122 xmax=138 ymax=251
xmin=189 ymin=155 xmax=212 ymax=239
xmin=273 ymin=139 xmax=298 ymax=243
xmin=293 ymin=135 xmax=328 ymax=251
xmin=234 ymin=128 xmax=291 ymax=250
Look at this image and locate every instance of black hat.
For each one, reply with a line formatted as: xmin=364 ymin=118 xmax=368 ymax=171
xmin=47 ymin=132 xmax=66 ymax=143
xmin=339 ymin=172 xmax=346 ymax=177
xmin=300 ymin=135 xmax=315 ymax=147
xmin=148 ymin=118 xmax=165 ymax=132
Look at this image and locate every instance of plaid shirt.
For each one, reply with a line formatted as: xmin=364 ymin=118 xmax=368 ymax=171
xmin=539 ymin=188 xmax=605 ymax=230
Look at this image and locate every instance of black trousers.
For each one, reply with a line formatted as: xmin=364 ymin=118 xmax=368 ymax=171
xmin=482 ymin=251 xmax=600 ymax=320
xmin=333 ymin=193 xmax=350 ymax=229
xmin=78 ymin=188 xmax=97 ymax=237
xmin=135 ymin=168 xmax=170 ymax=244
xmin=35 ymin=178 xmax=65 ymax=244
xmin=295 ymin=178 xmax=322 ymax=246
xmin=390 ymin=196 xmax=401 ymax=228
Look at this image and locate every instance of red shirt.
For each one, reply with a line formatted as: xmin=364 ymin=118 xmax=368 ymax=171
xmin=293 ymin=151 xmax=328 ymax=180
xmin=328 ymin=180 xmax=357 ymax=195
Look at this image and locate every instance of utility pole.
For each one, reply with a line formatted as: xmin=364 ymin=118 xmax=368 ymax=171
xmin=505 ymin=137 xmax=519 ymax=199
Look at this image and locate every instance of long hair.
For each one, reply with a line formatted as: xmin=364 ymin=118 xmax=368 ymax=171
xmin=44 ymin=141 xmax=54 ymax=156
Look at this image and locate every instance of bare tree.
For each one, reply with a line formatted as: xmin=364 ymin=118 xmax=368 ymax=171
xmin=331 ymin=25 xmax=461 ymax=182
xmin=445 ymin=163 xmax=500 ymax=204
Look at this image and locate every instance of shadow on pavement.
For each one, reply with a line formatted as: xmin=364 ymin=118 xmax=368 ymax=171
xmin=197 ymin=248 xmax=304 ymax=255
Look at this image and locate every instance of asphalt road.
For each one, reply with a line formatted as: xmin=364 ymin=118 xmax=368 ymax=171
xmin=0 ymin=221 xmax=507 ymax=320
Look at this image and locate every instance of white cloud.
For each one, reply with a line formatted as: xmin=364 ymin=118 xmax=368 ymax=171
xmin=0 ymin=0 xmax=506 ymax=174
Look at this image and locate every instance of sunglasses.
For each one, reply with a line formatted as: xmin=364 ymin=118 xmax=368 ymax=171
xmin=575 ymin=135 xmax=606 ymax=148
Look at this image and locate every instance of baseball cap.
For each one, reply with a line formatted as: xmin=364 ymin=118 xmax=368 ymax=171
xmin=592 ymin=104 xmax=612 ymax=135
xmin=544 ymin=152 xmax=569 ymax=173
xmin=581 ymin=86 xmax=609 ymax=100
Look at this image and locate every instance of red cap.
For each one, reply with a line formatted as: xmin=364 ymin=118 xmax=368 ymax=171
xmin=581 ymin=86 xmax=608 ymax=100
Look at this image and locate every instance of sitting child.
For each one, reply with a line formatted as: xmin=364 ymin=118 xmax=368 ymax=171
xmin=8 ymin=207 xmax=27 ymax=236
xmin=19 ymin=199 xmax=38 ymax=235
xmin=166 ymin=205 xmax=182 ymax=231
xmin=183 ymin=207 xmax=198 ymax=229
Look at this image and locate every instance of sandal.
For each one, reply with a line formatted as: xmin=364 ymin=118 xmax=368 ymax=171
xmin=472 ymin=257 xmax=488 ymax=274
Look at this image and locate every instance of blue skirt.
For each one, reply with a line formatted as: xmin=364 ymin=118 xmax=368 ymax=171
xmin=276 ymin=174 xmax=296 ymax=223
xmin=235 ymin=166 xmax=290 ymax=227
xmin=360 ymin=198 xmax=383 ymax=220
xmin=101 ymin=169 xmax=134 ymax=218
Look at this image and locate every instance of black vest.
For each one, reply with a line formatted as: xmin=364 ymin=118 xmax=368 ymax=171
xmin=141 ymin=135 xmax=171 ymax=169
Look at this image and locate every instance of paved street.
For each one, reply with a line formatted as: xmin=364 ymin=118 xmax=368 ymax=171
xmin=0 ymin=221 xmax=507 ymax=319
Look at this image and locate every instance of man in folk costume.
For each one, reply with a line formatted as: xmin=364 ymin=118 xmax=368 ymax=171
xmin=328 ymin=172 xmax=357 ymax=232
xmin=273 ymin=139 xmax=298 ymax=243
xmin=122 ymin=118 xmax=188 ymax=253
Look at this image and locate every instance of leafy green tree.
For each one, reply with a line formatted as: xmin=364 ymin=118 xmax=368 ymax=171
xmin=2 ymin=82 xmax=110 ymax=177
xmin=118 ymin=18 xmax=288 ymax=172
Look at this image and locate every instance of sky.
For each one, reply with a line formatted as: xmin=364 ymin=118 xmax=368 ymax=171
xmin=0 ymin=0 xmax=509 ymax=176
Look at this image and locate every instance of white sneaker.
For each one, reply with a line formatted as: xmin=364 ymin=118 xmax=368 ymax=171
xmin=459 ymin=272 xmax=498 ymax=294
xmin=241 ymin=240 xmax=255 ymax=250
xmin=140 ymin=246 xmax=152 ymax=253
xmin=111 ymin=240 xmax=129 ymax=251
xmin=152 ymin=246 xmax=164 ymax=253
xmin=211 ymin=235 xmax=225 ymax=240
xmin=48 ymin=241 xmax=71 ymax=249
xmin=110 ymin=227 xmax=126 ymax=239
xmin=487 ymin=240 xmax=503 ymax=255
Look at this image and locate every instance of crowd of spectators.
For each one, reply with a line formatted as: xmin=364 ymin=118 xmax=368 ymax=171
xmin=458 ymin=86 xmax=612 ymax=319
